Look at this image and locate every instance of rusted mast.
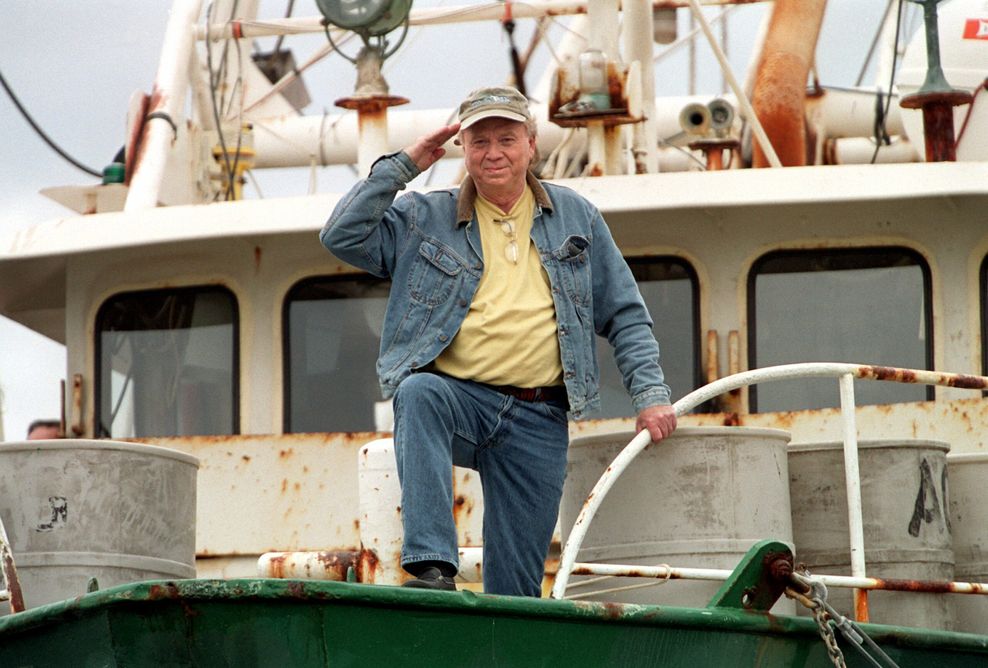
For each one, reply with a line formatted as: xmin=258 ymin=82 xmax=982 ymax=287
xmin=749 ymin=0 xmax=827 ymax=167
xmin=899 ymin=0 xmax=972 ymax=162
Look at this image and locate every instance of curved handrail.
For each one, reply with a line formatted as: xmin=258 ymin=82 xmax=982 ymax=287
xmin=0 ymin=513 xmax=25 ymax=614
xmin=551 ymin=362 xmax=988 ymax=599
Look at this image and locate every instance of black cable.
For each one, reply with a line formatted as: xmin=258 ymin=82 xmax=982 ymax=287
xmin=499 ymin=2 xmax=526 ymax=97
xmin=206 ymin=3 xmax=236 ymax=200
xmin=871 ymin=0 xmax=904 ymax=164
xmin=0 ymin=65 xmax=102 ymax=177
xmin=273 ymin=0 xmax=296 ymax=54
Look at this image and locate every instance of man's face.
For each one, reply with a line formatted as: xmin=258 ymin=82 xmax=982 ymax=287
xmin=462 ymin=118 xmax=536 ymax=196
xmin=28 ymin=424 xmax=60 ymax=440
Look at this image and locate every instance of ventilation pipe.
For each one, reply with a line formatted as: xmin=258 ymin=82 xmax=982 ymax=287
xmin=750 ymin=0 xmax=827 ymax=167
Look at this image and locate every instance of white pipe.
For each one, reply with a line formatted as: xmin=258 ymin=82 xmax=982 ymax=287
xmin=831 ymin=136 xmax=919 ymax=164
xmin=358 ymin=438 xmax=405 ymax=585
xmin=685 ymin=0 xmax=782 ymax=168
xmin=195 ymin=1 xmax=750 ymax=40
xmin=586 ymin=0 xmax=622 ymax=175
xmin=250 ymin=97 xmax=712 ymax=170
xmin=805 ymin=87 xmax=905 ymax=139
xmin=250 ymin=96 xmax=917 ymax=171
xmin=533 ymin=15 xmax=590 ymax=104
xmin=125 ymin=0 xmax=204 ymax=211
xmin=251 ymin=105 xmax=567 ymax=169
xmin=624 ymin=0 xmax=659 ymax=173
xmin=839 ymin=373 xmax=868 ymax=619
xmin=456 ymin=547 xmax=485 ymax=583
xmin=568 ymin=561 xmax=988 ymax=595
xmin=587 ymin=124 xmax=608 ymax=175
xmin=357 ymin=112 xmax=390 ymax=178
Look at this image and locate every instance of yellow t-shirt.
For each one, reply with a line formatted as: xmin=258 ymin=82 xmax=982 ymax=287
xmin=433 ymin=186 xmax=563 ymax=388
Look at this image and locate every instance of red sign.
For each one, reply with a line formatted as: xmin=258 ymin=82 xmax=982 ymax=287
xmin=963 ymin=18 xmax=988 ymax=39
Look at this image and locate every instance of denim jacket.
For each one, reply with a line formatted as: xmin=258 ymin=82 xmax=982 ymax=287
xmin=319 ymin=151 xmax=671 ymax=419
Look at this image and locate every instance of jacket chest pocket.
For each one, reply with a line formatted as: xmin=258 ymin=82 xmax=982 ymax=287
xmin=552 ymin=235 xmax=591 ymax=305
xmin=408 ymin=240 xmax=463 ymax=306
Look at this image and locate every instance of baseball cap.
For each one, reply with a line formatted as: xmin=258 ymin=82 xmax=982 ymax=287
xmin=457 ymin=86 xmax=532 ymax=130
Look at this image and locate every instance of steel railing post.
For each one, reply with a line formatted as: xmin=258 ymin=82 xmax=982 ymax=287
xmin=838 ymin=373 xmax=869 ymax=621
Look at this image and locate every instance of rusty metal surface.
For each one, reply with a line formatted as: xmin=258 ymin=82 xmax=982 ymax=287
xmin=132 ymin=432 xmax=374 ymax=559
xmin=259 ymin=550 xmax=360 ymax=581
xmin=549 ymin=62 xmax=640 ymax=130
xmin=335 ymin=95 xmax=409 ymax=114
xmin=0 ymin=548 xmax=24 ymax=614
xmin=128 ymin=432 xmax=488 ymax=579
xmin=750 ymin=0 xmax=827 ymax=167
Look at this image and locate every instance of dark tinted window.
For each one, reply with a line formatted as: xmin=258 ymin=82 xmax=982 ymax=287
xmin=595 ymin=258 xmax=700 ymax=417
xmin=284 ymin=276 xmax=390 ymax=432
xmin=96 ymin=286 xmax=238 ymax=437
xmin=749 ymin=248 xmax=931 ymax=412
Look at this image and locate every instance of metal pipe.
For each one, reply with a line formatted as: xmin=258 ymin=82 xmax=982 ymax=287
xmin=257 ymin=550 xmax=361 ymax=580
xmin=623 ymin=0 xmax=658 ymax=173
xmin=828 ymin=136 xmax=918 ymax=164
xmin=194 ymin=1 xmax=764 ymax=40
xmin=552 ymin=361 xmax=988 ymax=599
xmin=586 ymin=0 xmax=622 ymax=175
xmin=685 ymin=0 xmax=782 ymax=168
xmin=125 ymin=0 xmax=204 ymax=211
xmin=839 ymin=373 xmax=869 ymax=622
xmin=0 ymin=514 xmax=24 ymax=614
xmin=805 ymin=87 xmax=906 ymax=139
xmin=748 ymin=0 xmax=826 ymax=167
xmin=586 ymin=123 xmax=607 ymax=175
xmin=569 ymin=561 xmax=988 ymax=595
xmin=251 ymin=105 xmax=567 ymax=169
xmin=250 ymin=92 xmax=908 ymax=171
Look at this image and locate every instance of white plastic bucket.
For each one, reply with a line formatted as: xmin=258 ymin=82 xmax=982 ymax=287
xmin=0 ymin=440 xmax=198 ymax=611
xmin=789 ymin=439 xmax=954 ymax=629
xmin=561 ymin=427 xmax=793 ymax=609
xmin=947 ymin=452 xmax=988 ymax=634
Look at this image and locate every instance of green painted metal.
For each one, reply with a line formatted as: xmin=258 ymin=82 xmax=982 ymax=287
xmin=1 ymin=578 xmax=987 ymax=667
xmin=908 ymin=0 xmax=956 ymax=96
xmin=707 ymin=539 xmax=793 ymax=612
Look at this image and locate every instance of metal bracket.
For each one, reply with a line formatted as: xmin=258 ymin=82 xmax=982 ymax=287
xmin=706 ymin=539 xmax=793 ymax=611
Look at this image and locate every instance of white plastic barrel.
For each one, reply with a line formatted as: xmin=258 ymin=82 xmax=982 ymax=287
xmin=0 ymin=440 xmax=198 ymax=612
xmin=560 ymin=427 xmax=793 ymax=608
xmin=789 ymin=439 xmax=954 ymax=630
xmin=947 ymin=452 xmax=988 ymax=634
xmin=357 ymin=438 xmax=486 ymax=585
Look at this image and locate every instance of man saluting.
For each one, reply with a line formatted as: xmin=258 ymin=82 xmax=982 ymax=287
xmin=320 ymin=86 xmax=676 ymax=597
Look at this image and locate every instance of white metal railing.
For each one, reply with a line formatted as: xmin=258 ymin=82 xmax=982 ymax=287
xmin=551 ymin=362 xmax=988 ymax=612
xmin=0 ymin=512 xmax=24 ymax=614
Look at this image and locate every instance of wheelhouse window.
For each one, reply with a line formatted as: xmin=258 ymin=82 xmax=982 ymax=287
xmin=96 ymin=286 xmax=238 ymax=437
xmin=749 ymin=248 xmax=932 ymax=412
xmin=284 ymin=275 xmax=390 ymax=433
xmin=596 ymin=257 xmax=700 ymax=418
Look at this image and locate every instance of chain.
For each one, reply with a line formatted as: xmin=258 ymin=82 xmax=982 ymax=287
xmin=786 ymin=577 xmax=848 ymax=668
xmin=788 ymin=571 xmax=900 ymax=668
xmin=812 ymin=602 xmax=849 ymax=668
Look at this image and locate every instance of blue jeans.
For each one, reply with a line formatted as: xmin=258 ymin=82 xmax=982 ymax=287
xmin=393 ymin=372 xmax=570 ymax=597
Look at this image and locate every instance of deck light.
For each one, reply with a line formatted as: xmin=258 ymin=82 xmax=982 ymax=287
xmin=317 ymin=0 xmax=411 ymax=39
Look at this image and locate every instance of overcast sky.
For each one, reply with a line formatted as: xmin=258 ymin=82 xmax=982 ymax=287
xmin=0 ymin=0 xmax=902 ymax=440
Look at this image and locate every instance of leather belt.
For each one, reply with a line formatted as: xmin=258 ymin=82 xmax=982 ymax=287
xmin=489 ymin=384 xmax=567 ymax=403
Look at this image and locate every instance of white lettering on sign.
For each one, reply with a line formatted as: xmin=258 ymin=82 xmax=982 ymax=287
xmin=962 ymin=18 xmax=988 ymax=39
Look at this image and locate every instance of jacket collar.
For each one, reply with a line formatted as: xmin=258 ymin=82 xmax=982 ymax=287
xmin=455 ymin=171 xmax=553 ymax=227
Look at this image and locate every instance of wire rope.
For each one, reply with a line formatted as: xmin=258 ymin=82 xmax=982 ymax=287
xmin=0 ymin=65 xmax=102 ymax=177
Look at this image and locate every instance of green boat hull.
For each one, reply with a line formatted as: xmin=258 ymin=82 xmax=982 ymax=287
xmin=1 ymin=578 xmax=986 ymax=667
